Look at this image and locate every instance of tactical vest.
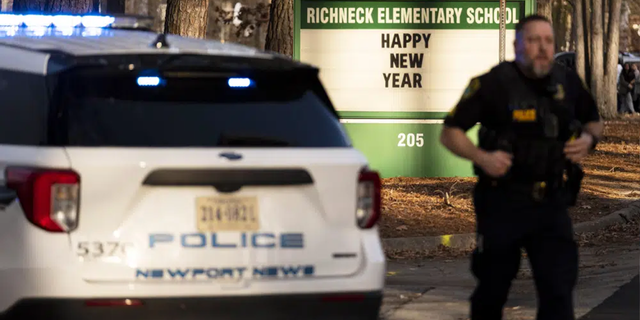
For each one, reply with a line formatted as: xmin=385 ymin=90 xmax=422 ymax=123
xmin=474 ymin=62 xmax=578 ymax=183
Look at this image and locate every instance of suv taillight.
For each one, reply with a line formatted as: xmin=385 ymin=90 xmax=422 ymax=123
xmin=5 ymin=167 xmax=80 ymax=232
xmin=357 ymin=169 xmax=381 ymax=228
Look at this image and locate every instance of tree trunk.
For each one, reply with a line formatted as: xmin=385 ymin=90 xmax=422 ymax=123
xmin=631 ymin=14 xmax=640 ymax=52
xmin=538 ymin=0 xmax=553 ymax=22
xmin=44 ymin=0 xmax=93 ymax=13
xmin=553 ymin=0 xmax=573 ymax=52
xmin=562 ymin=0 xmax=572 ymax=51
xmin=0 ymin=0 xmax=11 ymax=12
xmin=583 ymin=0 xmax=592 ymax=86
xmin=603 ymin=0 xmax=622 ymax=119
xmin=552 ymin=0 xmax=562 ymax=52
xmin=590 ymin=0 xmax=605 ymax=111
xmin=151 ymin=0 xmax=166 ymax=34
xmin=13 ymin=0 xmax=92 ymax=13
xmin=619 ymin=0 xmax=630 ymax=51
xmin=126 ymin=0 xmax=148 ymax=16
xmin=12 ymin=0 xmax=47 ymax=11
xmin=585 ymin=0 xmax=592 ymax=67
xmin=575 ymin=0 xmax=587 ymax=83
xmin=569 ymin=0 xmax=577 ymax=51
xmin=164 ymin=0 xmax=209 ymax=39
xmin=105 ymin=0 xmax=125 ymax=13
xmin=264 ymin=0 xmax=293 ymax=56
xmin=603 ymin=0 xmax=608 ymax=39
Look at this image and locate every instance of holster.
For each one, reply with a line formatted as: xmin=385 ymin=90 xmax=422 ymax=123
xmin=565 ymin=163 xmax=584 ymax=206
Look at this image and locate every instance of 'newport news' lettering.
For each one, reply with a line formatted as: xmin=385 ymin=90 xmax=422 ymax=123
xmin=136 ymin=265 xmax=315 ymax=280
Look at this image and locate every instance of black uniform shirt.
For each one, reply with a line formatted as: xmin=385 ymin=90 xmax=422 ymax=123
xmin=444 ymin=62 xmax=600 ymax=133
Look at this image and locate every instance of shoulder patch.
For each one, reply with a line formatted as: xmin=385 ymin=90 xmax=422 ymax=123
xmin=461 ymin=77 xmax=481 ymax=100
xmin=448 ymin=77 xmax=481 ymax=116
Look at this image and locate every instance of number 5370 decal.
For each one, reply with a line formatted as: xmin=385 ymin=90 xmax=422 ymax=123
xmin=76 ymin=241 xmax=133 ymax=259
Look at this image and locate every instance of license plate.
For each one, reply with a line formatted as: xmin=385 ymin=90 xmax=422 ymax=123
xmin=196 ymin=196 xmax=260 ymax=232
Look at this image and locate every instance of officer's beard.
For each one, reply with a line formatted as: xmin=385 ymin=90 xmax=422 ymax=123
xmin=532 ymin=64 xmax=552 ymax=78
xmin=521 ymin=57 xmax=552 ymax=78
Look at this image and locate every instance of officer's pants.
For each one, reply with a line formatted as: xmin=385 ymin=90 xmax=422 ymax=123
xmin=469 ymin=183 xmax=579 ymax=320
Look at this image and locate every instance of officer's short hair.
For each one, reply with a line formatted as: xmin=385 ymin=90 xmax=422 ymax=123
xmin=515 ymin=14 xmax=552 ymax=35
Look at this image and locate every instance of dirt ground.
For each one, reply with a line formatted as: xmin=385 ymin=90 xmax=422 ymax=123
xmin=380 ymin=116 xmax=640 ymax=239
xmin=385 ymin=208 xmax=640 ymax=261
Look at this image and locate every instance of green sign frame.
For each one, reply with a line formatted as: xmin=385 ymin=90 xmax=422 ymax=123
xmin=293 ymin=0 xmax=536 ymax=178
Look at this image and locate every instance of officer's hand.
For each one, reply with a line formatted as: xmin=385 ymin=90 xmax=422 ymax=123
xmin=564 ymin=132 xmax=593 ymax=162
xmin=477 ymin=150 xmax=513 ymax=177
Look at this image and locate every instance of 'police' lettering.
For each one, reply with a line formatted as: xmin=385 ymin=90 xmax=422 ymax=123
xmin=149 ymin=234 xmax=173 ymax=248
xmin=252 ymin=233 xmax=276 ymax=248
xmin=182 ymin=233 xmax=206 ymax=248
xmin=148 ymin=232 xmax=304 ymax=248
xmin=512 ymin=109 xmax=536 ymax=122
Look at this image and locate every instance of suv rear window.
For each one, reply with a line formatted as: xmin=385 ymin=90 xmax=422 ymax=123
xmin=49 ymin=68 xmax=351 ymax=148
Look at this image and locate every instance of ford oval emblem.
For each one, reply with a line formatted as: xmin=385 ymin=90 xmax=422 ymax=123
xmin=219 ymin=152 xmax=243 ymax=161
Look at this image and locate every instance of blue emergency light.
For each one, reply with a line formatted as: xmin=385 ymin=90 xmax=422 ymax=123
xmin=0 ymin=13 xmax=115 ymax=28
xmin=136 ymin=76 xmax=253 ymax=88
xmin=228 ymin=77 xmax=253 ymax=88
xmin=137 ymin=76 xmax=161 ymax=87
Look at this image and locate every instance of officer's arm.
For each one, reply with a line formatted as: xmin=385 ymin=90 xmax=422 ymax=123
xmin=440 ymin=127 xmax=487 ymax=164
xmin=584 ymin=121 xmax=603 ymax=143
xmin=574 ymin=75 xmax=604 ymax=143
xmin=440 ymin=77 xmax=487 ymax=164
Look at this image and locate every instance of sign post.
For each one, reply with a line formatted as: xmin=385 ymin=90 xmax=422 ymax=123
xmin=294 ymin=0 xmax=534 ymax=178
xmin=500 ymin=0 xmax=507 ymax=62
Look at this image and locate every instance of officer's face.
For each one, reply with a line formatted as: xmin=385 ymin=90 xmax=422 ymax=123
xmin=515 ymin=20 xmax=555 ymax=78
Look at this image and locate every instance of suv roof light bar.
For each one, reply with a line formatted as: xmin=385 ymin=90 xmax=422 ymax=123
xmin=0 ymin=13 xmax=154 ymax=30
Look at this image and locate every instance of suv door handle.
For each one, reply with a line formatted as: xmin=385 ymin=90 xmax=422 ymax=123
xmin=0 ymin=186 xmax=16 ymax=208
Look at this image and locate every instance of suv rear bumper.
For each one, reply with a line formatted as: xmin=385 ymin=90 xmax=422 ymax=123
xmin=0 ymin=291 xmax=382 ymax=320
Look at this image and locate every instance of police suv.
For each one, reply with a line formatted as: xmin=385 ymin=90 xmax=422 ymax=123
xmin=0 ymin=13 xmax=385 ymax=320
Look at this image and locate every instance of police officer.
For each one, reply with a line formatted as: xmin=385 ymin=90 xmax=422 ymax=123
xmin=439 ymin=14 xmax=603 ymax=320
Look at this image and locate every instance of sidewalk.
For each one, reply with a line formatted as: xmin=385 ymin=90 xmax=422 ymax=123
xmin=580 ymin=275 xmax=640 ymax=320
xmin=381 ymin=243 xmax=640 ymax=320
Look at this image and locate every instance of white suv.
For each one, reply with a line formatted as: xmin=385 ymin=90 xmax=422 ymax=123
xmin=0 ymin=13 xmax=385 ymax=320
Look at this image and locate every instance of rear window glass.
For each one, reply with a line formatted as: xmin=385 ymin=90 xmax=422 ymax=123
xmin=51 ymin=70 xmax=351 ymax=148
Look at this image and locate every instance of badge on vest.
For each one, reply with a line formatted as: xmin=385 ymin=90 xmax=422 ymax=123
xmin=554 ymin=84 xmax=565 ymax=101
xmin=512 ymin=108 xmax=537 ymax=122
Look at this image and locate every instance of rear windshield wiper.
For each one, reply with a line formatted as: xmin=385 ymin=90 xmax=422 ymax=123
xmin=157 ymin=54 xmax=213 ymax=70
xmin=218 ymin=134 xmax=292 ymax=147
xmin=155 ymin=53 xmax=302 ymax=73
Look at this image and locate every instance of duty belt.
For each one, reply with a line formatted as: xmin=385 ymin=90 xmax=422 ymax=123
xmin=478 ymin=177 xmax=566 ymax=202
